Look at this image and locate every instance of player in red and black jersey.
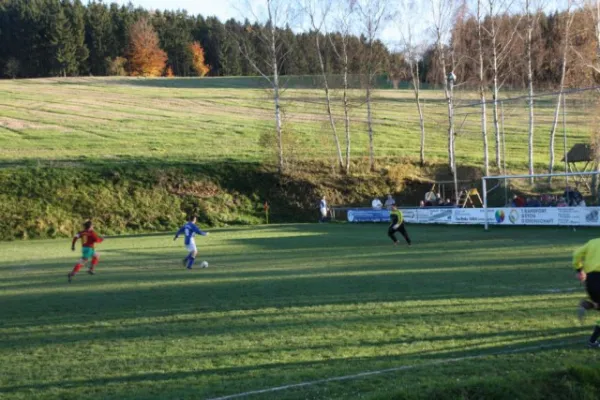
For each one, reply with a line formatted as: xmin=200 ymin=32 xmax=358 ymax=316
xmin=68 ymin=220 xmax=104 ymax=283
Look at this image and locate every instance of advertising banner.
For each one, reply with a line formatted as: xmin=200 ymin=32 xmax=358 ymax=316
xmin=416 ymin=208 xmax=453 ymax=224
xmin=453 ymin=208 xmax=498 ymax=224
xmin=582 ymin=208 xmax=600 ymax=225
xmin=557 ymin=208 xmax=582 ymax=226
xmin=399 ymin=208 xmax=418 ymax=223
xmin=345 ymin=206 xmax=600 ymax=226
xmin=493 ymin=207 xmax=558 ymax=226
xmin=347 ymin=209 xmax=389 ymax=223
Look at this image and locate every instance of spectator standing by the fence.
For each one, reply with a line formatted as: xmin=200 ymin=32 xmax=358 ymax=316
xmin=372 ymin=197 xmax=383 ymax=210
xmin=574 ymin=187 xmax=584 ymax=206
xmin=319 ymin=196 xmax=328 ymax=223
xmin=526 ymin=197 xmax=542 ymax=207
xmin=564 ymin=186 xmax=577 ymax=206
xmin=557 ymin=197 xmax=568 ymax=207
xmin=384 ymin=194 xmax=396 ymax=210
xmin=511 ymin=195 xmax=526 ymax=207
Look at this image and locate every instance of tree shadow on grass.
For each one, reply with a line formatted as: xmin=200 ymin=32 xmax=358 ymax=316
xmin=0 ymin=332 xmax=585 ymax=398
xmin=0 ymin=247 xmax=573 ymax=289
xmin=0 ymin=258 xmax=580 ymax=333
xmin=0 ymin=295 xmax=584 ymax=351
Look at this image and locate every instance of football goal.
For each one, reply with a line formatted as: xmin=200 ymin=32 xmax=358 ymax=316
xmin=482 ymin=171 xmax=600 ymax=230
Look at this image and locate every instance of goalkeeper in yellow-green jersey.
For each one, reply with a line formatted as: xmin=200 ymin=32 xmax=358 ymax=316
xmin=388 ymin=205 xmax=411 ymax=246
xmin=573 ymin=238 xmax=600 ymax=348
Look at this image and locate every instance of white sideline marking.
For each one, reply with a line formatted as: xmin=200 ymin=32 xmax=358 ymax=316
xmin=538 ymin=287 xmax=579 ymax=293
xmin=207 ymin=340 xmax=581 ymax=400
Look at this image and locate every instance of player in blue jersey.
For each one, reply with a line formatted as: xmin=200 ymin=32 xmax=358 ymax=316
xmin=174 ymin=216 xmax=209 ymax=269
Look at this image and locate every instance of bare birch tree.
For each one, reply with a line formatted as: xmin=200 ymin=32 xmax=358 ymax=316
xmin=235 ymin=0 xmax=295 ymax=174
xmin=357 ymin=0 xmax=390 ymax=172
xmin=476 ymin=0 xmax=490 ymax=176
xmin=576 ymin=0 xmax=600 ymax=72
xmin=482 ymin=0 xmax=521 ymax=170
xmin=397 ymin=0 xmax=427 ymax=166
xmin=303 ymin=0 xmax=344 ymax=170
xmin=329 ymin=0 xmax=356 ymax=174
xmin=430 ymin=0 xmax=459 ymax=201
xmin=594 ymin=0 xmax=600 ymax=63
xmin=518 ymin=0 xmax=546 ymax=182
xmin=525 ymin=0 xmax=535 ymax=182
xmin=548 ymin=0 xmax=576 ymax=179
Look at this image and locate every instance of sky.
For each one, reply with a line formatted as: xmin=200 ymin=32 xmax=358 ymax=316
xmin=113 ymin=0 xmax=411 ymax=47
xmin=113 ymin=0 xmax=567 ymax=50
xmin=113 ymin=0 xmax=238 ymax=20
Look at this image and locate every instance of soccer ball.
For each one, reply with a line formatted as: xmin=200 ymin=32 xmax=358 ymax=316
xmin=200 ymin=261 xmax=209 ymax=268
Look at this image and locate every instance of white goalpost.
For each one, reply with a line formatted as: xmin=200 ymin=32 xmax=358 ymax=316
xmin=482 ymin=171 xmax=600 ymax=231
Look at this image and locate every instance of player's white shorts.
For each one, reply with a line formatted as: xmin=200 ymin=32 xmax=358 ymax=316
xmin=185 ymin=241 xmax=197 ymax=252
xmin=320 ymin=208 xmax=327 ymax=218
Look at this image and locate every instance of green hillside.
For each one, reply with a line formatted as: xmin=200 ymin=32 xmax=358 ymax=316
xmin=0 ymin=77 xmax=597 ymax=238
xmin=1 ymin=77 xmax=595 ymax=168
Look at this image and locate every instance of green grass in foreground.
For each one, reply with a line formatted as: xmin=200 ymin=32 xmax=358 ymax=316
xmin=1 ymin=224 xmax=600 ymax=399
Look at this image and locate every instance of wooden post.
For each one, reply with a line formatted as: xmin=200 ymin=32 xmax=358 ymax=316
xmin=264 ymin=201 xmax=270 ymax=224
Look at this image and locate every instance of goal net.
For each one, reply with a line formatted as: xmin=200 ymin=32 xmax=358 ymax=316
xmin=482 ymin=171 xmax=600 ymax=230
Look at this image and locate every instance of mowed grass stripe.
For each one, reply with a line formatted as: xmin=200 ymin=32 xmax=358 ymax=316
xmin=0 ymin=77 xmax=595 ymax=167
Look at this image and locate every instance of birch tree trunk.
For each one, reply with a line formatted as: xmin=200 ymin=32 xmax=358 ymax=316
xmin=527 ymin=0 xmax=535 ymax=183
xmin=399 ymin=5 xmax=425 ymax=166
xmin=448 ymin=78 xmax=458 ymax=203
xmin=431 ymin=0 xmax=457 ymax=200
xmin=235 ymin=0 xmax=289 ymax=175
xmin=548 ymin=7 xmax=573 ymax=180
xmin=269 ymin=14 xmax=284 ymax=174
xmin=305 ymin=0 xmax=343 ymax=170
xmin=489 ymin=1 xmax=501 ymax=169
xmin=477 ymin=0 xmax=489 ymax=176
xmin=596 ymin=0 xmax=600 ymax=63
xmin=315 ymin=33 xmax=344 ymax=169
xmin=357 ymin=0 xmax=388 ymax=173
xmin=438 ymin=44 xmax=453 ymax=172
xmin=343 ymin=39 xmax=351 ymax=174
xmin=412 ymin=61 xmax=425 ymax=166
xmin=366 ymin=84 xmax=375 ymax=171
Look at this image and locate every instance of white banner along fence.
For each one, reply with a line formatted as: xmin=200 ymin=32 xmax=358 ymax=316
xmin=482 ymin=171 xmax=600 ymax=230
xmin=342 ymin=206 xmax=600 ymax=227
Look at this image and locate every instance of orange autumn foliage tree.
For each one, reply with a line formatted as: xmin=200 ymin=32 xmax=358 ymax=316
xmin=128 ymin=18 xmax=167 ymax=77
xmin=189 ymin=41 xmax=210 ymax=77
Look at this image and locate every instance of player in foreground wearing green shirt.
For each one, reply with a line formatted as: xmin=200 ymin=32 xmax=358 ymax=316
xmin=573 ymin=238 xmax=600 ymax=348
xmin=388 ymin=205 xmax=411 ymax=246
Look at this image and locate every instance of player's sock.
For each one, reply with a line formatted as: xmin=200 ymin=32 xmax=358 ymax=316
xmin=71 ymin=263 xmax=83 ymax=275
xmin=90 ymin=257 xmax=99 ymax=271
xmin=186 ymin=257 xmax=196 ymax=269
xmin=590 ymin=324 xmax=600 ymax=343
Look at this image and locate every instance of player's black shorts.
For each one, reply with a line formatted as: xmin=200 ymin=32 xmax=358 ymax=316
xmin=586 ymin=272 xmax=600 ymax=304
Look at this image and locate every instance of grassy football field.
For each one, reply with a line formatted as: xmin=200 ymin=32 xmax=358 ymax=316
xmin=1 ymin=224 xmax=600 ymax=399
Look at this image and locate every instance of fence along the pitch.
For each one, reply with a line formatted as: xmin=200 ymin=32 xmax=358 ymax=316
xmin=482 ymin=171 xmax=600 ymax=231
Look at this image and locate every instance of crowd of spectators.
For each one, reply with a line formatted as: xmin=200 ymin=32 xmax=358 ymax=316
xmin=369 ymin=186 xmax=587 ymax=212
xmin=419 ymin=192 xmax=455 ymax=207
xmin=509 ymin=186 xmax=586 ymax=208
xmin=372 ymin=194 xmax=397 ymax=210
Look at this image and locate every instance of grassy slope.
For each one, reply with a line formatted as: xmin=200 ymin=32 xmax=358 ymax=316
xmin=0 ymin=77 xmax=596 ymax=170
xmin=1 ymin=225 xmax=600 ymax=399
